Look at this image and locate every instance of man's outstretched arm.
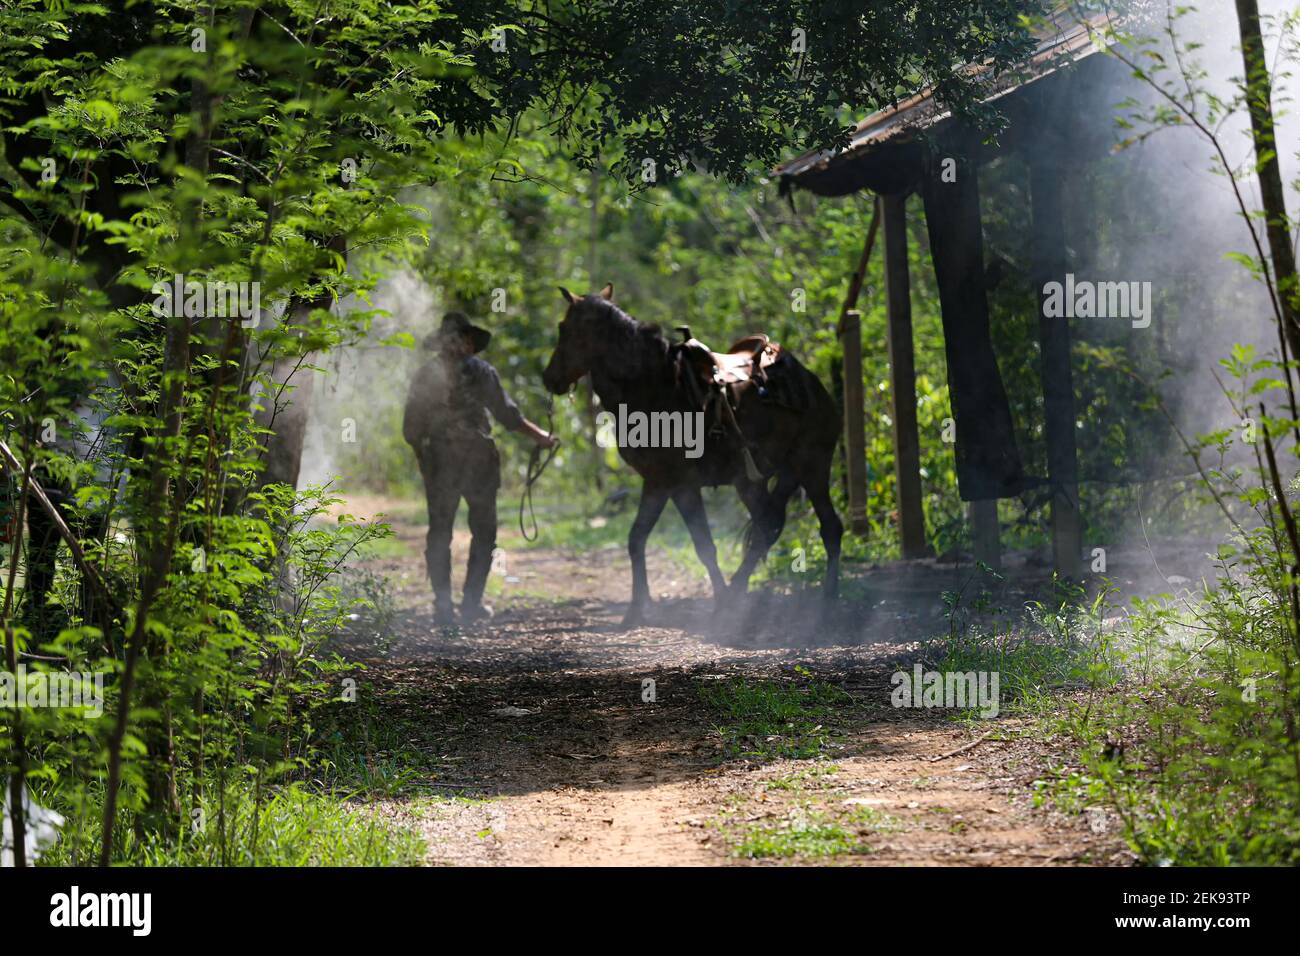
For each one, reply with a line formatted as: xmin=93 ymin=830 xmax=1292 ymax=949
xmin=480 ymin=362 xmax=557 ymax=449
xmin=517 ymin=417 xmax=558 ymax=449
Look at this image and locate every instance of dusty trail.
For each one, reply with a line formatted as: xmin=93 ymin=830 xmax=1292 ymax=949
xmin=338 ymin=497 xmax=1145 ymax=866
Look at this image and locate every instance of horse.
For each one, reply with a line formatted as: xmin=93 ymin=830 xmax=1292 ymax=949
xmin=541 ymin=284 xmax=843 ymax=626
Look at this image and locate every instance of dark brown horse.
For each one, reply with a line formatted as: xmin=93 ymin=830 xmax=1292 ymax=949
xmin=541 ymin=284 xmax=843 ymax=625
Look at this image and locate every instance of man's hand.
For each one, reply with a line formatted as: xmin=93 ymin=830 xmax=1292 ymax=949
xmin=520 ymin=419 xmax=559 ymax=449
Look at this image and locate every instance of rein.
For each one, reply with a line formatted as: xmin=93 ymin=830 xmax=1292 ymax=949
xmin=518 ymin=397 xmax=558 ymax=542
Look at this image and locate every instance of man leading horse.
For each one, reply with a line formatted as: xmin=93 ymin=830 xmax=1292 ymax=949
xmin=403 ymin=311 xmax=556 ymax=626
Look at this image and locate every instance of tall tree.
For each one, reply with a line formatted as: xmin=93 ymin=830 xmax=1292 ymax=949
xmin=1235 ymin=0 xmax=1300 ymax=361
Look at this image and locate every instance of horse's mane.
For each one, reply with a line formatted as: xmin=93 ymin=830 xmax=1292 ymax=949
xmin=593 ymin=298 xmax=672 ymax=375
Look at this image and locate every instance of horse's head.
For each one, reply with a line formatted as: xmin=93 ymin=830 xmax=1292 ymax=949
xmin=542 ymin=283 xmax=616 ymax=394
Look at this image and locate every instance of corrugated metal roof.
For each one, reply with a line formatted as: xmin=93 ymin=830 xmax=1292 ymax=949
xmin=776 ymin=8 xmax=1114 ymax=183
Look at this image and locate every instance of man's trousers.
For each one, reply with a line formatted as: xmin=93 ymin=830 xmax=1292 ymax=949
xmin=417 ymin=436 xmax=500 ymax=612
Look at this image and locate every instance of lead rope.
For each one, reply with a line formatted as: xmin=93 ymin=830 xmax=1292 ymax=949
xmin=518 ymin=398 xmax=558 ymax=542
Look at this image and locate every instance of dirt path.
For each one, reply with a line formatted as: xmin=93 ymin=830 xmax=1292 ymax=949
xmin=339 ymin=496 xmax=1136 ymax=866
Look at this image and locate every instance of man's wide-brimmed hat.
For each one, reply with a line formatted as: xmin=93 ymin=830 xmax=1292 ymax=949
xmin=422 ymin=311 xmax=491 ymax=354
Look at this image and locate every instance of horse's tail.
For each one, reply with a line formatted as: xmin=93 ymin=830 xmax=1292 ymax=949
xmin=739 ymin=516 xmax=758 ymax=554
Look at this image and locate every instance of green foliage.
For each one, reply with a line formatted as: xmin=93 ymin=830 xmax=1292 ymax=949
xmin=1032 ymin=345 xmax=1300 ymax=864
xmin=1053 ymin=7 xmax=1300 ymax=864
xmin=2 ymin=0 xmax=498 ymax=865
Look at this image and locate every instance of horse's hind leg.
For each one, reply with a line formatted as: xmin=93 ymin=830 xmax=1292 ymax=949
xmin=730 ymin=469 xmax=799 ymax=595
xmin=671 ymin=486 xmax=728 ymax=605
xmin=799 ymin=461 xmax=843 ymax=600
xmin=624 ymin=484 xmax=669 ymax=626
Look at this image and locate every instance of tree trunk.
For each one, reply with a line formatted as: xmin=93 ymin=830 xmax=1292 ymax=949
xmin=1236 ymin=0 xmax=1300 ymax=359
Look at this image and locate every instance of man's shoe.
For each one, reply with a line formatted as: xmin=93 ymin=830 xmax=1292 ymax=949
xmin=459 ymin=602 xmax=494 ymax=624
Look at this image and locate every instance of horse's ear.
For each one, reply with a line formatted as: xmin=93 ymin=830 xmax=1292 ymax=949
xmin=558 ymin=286 xmax=577 ymax=304
xmin=598 ymin=283 xmax=614 ymax=301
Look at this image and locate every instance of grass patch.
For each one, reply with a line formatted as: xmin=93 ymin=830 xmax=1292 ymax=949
xmin=730 ymin=804 xmax=897 ymax=860
xmin=42 ymin=783 xmax=424 ymax=867
xmin=313 ymin=680 xmax=458 ymax=798
xmin=1023 ymin=587 xmax=1300 ymax=865
xmin=1035 ymin=654 xmax=1300 ymax=866
xmin=762 ymin=763 xmax=842 ymax=792
xmin=41 ymin=674 xmax=447 ymax=866
xmin=701 ymin=675 xmax=851 ymax=760
xmin=935 ymin=585 xmax=1123 ymax=717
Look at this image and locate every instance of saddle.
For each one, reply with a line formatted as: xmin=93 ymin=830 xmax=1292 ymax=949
xmin=674 ymin=327 xmax=783 ymax=481
xmin=676 ymin=327 xmax=782 ymax=391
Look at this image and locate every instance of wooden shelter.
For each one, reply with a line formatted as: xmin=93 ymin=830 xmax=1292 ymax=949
xmin=776 ymin=10 xmax=1124 ymax=574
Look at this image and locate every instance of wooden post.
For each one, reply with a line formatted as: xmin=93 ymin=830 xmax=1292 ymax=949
xmin=882 ymin=192 xmax=927 ymax=559
xmin=1029 ymin=157 xmax=1083 ymax=579
xmin=841 ymin=309 xmax=869 ymax=535
xmin=836 ymin=199 xmax=881 ymax=538
xmin=968 ymin=499 xmax=1001 ymax=570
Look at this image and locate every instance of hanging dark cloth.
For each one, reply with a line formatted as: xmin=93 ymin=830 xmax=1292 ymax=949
xmin=920 ymin=158 xmax=1027 ymax=501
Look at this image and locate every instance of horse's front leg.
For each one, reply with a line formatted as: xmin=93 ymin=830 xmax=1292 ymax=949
xmin=623 ymin=484 xmax=669 ymax=626
xmin=730 ymin=470 xmax=798 ymax=595
xmin=671 ymin=485 xmax=728 ymax=609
